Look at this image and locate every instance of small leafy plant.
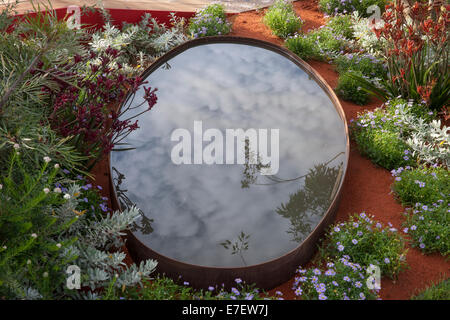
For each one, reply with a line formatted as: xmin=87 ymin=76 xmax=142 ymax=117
xmin=395 ymin=115 xmax=449 ymax=167
xmin=403 ymin=201 xmax=449 ymax=256
xmin=220 ymin=231 xmax=250 ymax=266
xmin=285 ymin=26 xmax=349 ymax=61
xmin=121 ymin=13 xmax=188 ymax=65
xmin=333 ymin=52 xmax=386 ymax=105
xmin=285 ymin=34 xmax=318 ymax=60
xmin=89 ymin=12 xmax=188 ymax=70
xmin=188 ymin=4 xmax=231 ymax=38
xmin=391 ymin=165 xmax=450 ymax=206
xmin=334 ymin=53 xmax=386 ymax=79
xmin=351 ymin=112 xmax=415 ymax=170
xmin=326 ymin=14 xmax=355 ymax=40
xmin=263 ymin=0 xmax=303 ymax=39
xmin=322 ymin=213 xmax=408 ymax=279
xmin=336 ymin=71 xmax=370 ymax=105
xmin=292 ymin=258 xmax=380 ymax=300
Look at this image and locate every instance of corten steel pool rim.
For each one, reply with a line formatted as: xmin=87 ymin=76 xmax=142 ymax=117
xmin=109 ymin=36 xmax=350 ymax=290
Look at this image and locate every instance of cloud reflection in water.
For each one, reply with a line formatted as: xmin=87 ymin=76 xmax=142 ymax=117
xmin=111 ymin=43 xmax=347 ymax=267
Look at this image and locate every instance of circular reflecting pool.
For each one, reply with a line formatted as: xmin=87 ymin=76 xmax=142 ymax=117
xmin=110 ymin=38 xmax=348 ymax=286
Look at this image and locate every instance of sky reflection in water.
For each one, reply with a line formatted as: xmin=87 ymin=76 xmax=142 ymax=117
xmin=111 ymin=43 xmax=347 ymax=267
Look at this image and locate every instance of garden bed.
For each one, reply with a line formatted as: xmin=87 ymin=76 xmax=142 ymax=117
xmin=89 ymin=0 xmax=449 ymax=300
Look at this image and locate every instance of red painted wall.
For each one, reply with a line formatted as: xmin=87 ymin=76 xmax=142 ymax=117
xmin=12 ymin=7 xmax=196 ymax=31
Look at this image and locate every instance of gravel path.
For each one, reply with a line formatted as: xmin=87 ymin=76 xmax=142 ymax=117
xmin=212 ymin=0 xmax=275 ymax=12
xmin=2 ymin=0 xmax=278 ymax=14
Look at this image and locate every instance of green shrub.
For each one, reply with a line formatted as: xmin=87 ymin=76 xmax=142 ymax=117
xmin=403 ymin=201 xmax=449 ymax=256
xmin=188 ymin=4 xmax=231 ymax=38
xmin=326 ymin=14 xmax=354 ymax=39
xmin=263 ymin=0 xmax=303 ymax=39
xmin=387 ymin=109 xmax=449 ymax=168
xmin=322 ymin=213 xmax=408 ymax=279
xmin=0 ymin=10 xmax=86 ymax=124
xmin=351 ymin=114 xmax=416 ymax=170
xmin=412 ymin=278 xmax=450 ymax=300
xmin=359 ymin=129 xmax=413 ymax=169
xmin=0 ymin=125 xmax=86 ymax=177
xmin=336 ymin=71 xmax=370 ymax=105
xmin=292 ymin=258 xmax=380 ymax=300
xmin=285 ymin=26 xmax=348 ymax=61
xmin=386 ymin=98 xmax=437 ymax=121
xmin=319 ymin=0 xmax=387 ymax=18
xmin=0 ymin=151 xmax=77 ymax=299
xmin=391 ymin=166 xmax=450 ymax=206
xmin=334 ymin=53 xmax=387 ymax=104
xmin=311 ymin=26 xmax=349 ymax=55
xmin=285 ymin=34 xmax=318 ymax=60
xmin=88 ymin=11 xmax=188 ymax=70
xmin=334 ymin=53 xmax=386 ymax=78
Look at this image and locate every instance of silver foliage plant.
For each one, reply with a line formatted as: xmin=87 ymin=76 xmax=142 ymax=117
xmin=350 ymin=11 xmax=385 ymax=58
xmin=123 ymin=12 xmax=189 ymax=60
xmin=88 ymin=23 xmax=138 ymax=75
xmin=394 ymin=104 xmax=450 ymax=167
xmin=55 ymin=185 xmax=157 ymax=299
xmin=90 ymin=23 xmax=136 ymax=52
xmin=89 ymin=12 xmax=188 ymax=72
xmin=151 ymin=27 xmax=188 ymax=54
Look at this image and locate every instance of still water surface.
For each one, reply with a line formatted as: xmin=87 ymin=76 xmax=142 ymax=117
xmin=111 ymin=43 xmax=347 ymax=267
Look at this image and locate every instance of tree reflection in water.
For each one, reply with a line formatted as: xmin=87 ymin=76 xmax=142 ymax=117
xmin=112 ymin=148 xmax=344 ymax=262
xmin=112 ymin=166 xmax=154 ymax=235
xmin=240 ymin=151 xmax=344 ymax=243
xmin=241 ymin=138 xmax=270 ymax=188
xmin=276 ymin=162 xmax=343 ymax=243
